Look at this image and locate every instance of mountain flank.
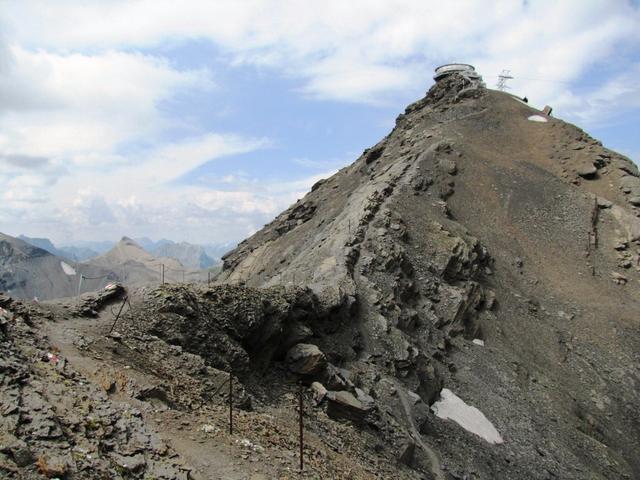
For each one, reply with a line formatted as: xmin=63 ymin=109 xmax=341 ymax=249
xmin=216 ymin=73 xmax=640 ymax=479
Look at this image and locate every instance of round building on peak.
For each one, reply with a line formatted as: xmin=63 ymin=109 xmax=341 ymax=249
xmin=434 ymin=63 xmax=483 ymax=83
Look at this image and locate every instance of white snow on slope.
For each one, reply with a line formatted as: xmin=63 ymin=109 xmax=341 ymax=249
xmin=431 ymin=388 xmax=504 ymax=444
xmin=528 ymin=115 xmax=548 ymax=123
xmin=60 ymin=261 xmax=76 ymax=275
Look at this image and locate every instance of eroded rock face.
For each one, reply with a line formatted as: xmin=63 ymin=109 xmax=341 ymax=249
xmin=121 ymin=284 xmax=327 ymax=374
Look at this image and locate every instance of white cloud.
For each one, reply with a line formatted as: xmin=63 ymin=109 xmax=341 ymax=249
xmin=142 ymin=133 xmax=270 ymax=184
xmin=0 ymin=46 xmax=212 ymax=159
xmin=17 ymin=131 xmax=276 ymax=243
xmin=0 ymin=0 xmax=638 ymax=243
xmin=551 ymin=64 xmax=640 ymax=126
xmin=4 ymin=1 xmax=638 ymax=109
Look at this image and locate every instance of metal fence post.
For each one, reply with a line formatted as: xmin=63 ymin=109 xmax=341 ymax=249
xmin=229 ymin=373 xmax=233 ymax=435
xmin=299 ymin=381 xmax=304 ymax=471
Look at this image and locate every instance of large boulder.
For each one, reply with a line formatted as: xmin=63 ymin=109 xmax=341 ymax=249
xmin=326 ymin=390 xmax=372 ymax=425
xmin=285 ymin=343 xmax=326 ymax=375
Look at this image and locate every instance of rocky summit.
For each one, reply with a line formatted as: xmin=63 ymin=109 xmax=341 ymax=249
xmin=1 ymin=74 xmax=639 ymax=479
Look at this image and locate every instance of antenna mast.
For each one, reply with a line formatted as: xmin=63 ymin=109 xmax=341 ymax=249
xmin=496 ymin=69 xmax=513 ymax=91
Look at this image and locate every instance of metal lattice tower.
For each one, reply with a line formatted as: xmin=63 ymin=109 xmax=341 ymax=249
xmin=496 ymin=69 xmax=513 ymax=91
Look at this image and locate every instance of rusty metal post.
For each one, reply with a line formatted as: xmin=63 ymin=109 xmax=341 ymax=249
xmin=229 ymin=373 xmax=233 ymax=435
xmin=299 ymin=381 xmax=304 ymax=471
xmin=108 ymin=295 xmax=128 ymax=334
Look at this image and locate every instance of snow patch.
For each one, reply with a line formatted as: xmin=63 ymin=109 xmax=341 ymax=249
xmin=60 ymin=261 xmax=76 ymax=276
xmin=472 ymin=338 xmax=485 ymax=346
xmin=528 ymin=115 xmax=548 ymax=123
xmin=431 ymin=388 xmax=504 ymax=444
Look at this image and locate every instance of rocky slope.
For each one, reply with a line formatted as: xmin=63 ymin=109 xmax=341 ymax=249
xmin=0 ymin=233 xmax=115 ymax=300
xmin=216 ymin=74 xmax=640 ymax=479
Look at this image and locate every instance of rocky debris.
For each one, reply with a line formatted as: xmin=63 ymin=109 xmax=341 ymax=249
xmin=597 ymin=197 xmax=613 ymax=209
xmin=411 ymin=174 xmax=433 ymax=192
xmin=275 ymin=201 xmax=317 ymax=235
xmin=0 ymin=295 xmax=193 ymax=479
xmin=403 ymin=73 xmax=485 ymax=116
xmin=4 ymin=69 xmax=636 ymax=479
xmin=364 ymin=144 xmax=385 ymax=164
xmin=280 ymin=322 xmax=314 ymax=352
xmin=619 ymin=175 xmax=640 ymax=199
xmin=398 ymin=441 xmax=416 ymax=467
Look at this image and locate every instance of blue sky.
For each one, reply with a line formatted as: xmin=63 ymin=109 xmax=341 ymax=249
xmin=0 ymin=1 xmax=639 ymax=245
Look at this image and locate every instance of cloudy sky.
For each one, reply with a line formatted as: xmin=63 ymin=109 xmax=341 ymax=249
xmin=1 ymin=0 xmax=639 ymax=246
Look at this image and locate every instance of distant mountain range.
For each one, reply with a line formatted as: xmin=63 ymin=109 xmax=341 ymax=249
xmin=87 ymin=237 xmax=184 ymax=285
xmin=2 ymin=233 xmax=230 ymax=300
xmin=16 ymin=235 xmax=235 ymax=269
xmin=2 ymin=233 xmax=116 ymax=300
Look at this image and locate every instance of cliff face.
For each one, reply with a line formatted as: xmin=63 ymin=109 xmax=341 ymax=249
xmin=218 ymin=74 xmax=640 ymax=479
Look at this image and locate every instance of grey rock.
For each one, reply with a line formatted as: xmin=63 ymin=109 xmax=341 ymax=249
xmin=596 ymin=197 xmax=613 ymax=208
xmin=320 ymin=363 xmax=351 ymax=390
xmin=110 ymin=452 xmax=147 ymax=472
xmin=310 ymin=382 xmax=327 ymax=405
xmin=281 ymin=322 xmax=313 ymax=352
xmin=576 ymin=164 xmax=597 ymax=178
xmin=285 ymin=343 xmax=327 ymax=375
xmin=326 ymin=390 xmax=372 ymax=424
xmin=398 ymin=441 xmax=415 ymax=467
xmin=439 ymin=158 xmax=458 ymax=175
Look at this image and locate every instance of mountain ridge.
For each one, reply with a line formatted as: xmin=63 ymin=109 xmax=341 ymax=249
xmin=216 ymin=74 xmax=640 ymax=478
